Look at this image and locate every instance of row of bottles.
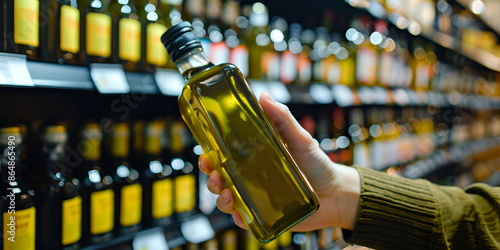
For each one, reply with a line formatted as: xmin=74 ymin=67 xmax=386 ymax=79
xmin=0 ymin=117 xmax=198 ymax=249
xmin=2 ymin=0 xmax=498 ymax=98
xmin=295 ymin=103 xmax=500 ymax=175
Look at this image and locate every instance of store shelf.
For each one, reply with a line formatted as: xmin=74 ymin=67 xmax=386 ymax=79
xmin=81 ymin=212 xmax=234 ymax=250
xmin=454 ymin=0 xmax=500 ymax=36
xmin=420 ymin=29 xmax=500 ymax=72
xmin=346 ymin=2 xmax=500 ymax=72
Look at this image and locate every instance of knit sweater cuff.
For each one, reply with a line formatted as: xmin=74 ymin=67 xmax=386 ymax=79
xmin=344 ymin=166 xmax=444 ymax=249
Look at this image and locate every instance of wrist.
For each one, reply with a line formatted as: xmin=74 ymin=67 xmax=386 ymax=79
xmin=330 ymin=163 xmax=361 ymax=230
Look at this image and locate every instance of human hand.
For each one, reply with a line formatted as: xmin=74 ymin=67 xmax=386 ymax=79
xmin=198 ymin=92 xmax=361 ymax=231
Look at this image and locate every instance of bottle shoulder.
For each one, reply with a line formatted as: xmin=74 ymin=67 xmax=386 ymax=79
xmin=184 ymin=63 xmax=241 ymax=87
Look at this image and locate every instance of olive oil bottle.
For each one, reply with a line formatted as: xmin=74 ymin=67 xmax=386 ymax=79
xmin=0 ymin=127 xmax=36 ymax=250
xmin=2 ymin=0 xmax=39 ymax=57
xmin=161 ymin=22 xmax=319 ymax=243
xmin=38 ymin=124 xmax=82 ymax=250
xmin=107 ymin=122 xmax=142 ymax=235
xmin=79 ymin=122 xmax=115 ymax=245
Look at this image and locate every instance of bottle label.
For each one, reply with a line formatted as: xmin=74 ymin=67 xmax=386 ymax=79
xmin=355 ymin=46 xmax=377 ymax=85
xmin=229 ymin=45 xmax=249 ymax=77
xmin=415 ymin=63 xmax=430 ymax=90
xmin=90 ymin=189 xmax=114 ymax=234
xmin=111 ymin=124 xmax=130 ymax=158
xmin=145 ymin=121 xmax=163 ymax=155
xmin=120 ymin=183 xmax=142 ymax=227
xmin=339 ymin=57 xmax=355 ymax=87
xmin=297 ymin=53 xmax=312 ymax=84
xmin=81 ymin=127 xmax=102 ymax=161
xmin=378 ymin=51 xmax=392 ymax=87
xmin=3 ymin=206 xmax=36 ymax=250
xmin=86 ymin=13 xmax=111 ymax=57
xmin=13 ymin=0 xmax=39 ymax=47
xmin=326 ymin=58 xmax=341 ymax=85
xmin=209 ymin=42 xmax=230 ymax=66
xmin=62 ymin=196 xmax=82 ymax=245
xmin=146 ymin=23 xmax=168 ymax=66
xmin=261 ymin=51 xmax=280 ymax=81
xmin=60 ymin=5 xmax=80 ymax=53
xmin=161 ymin=0 xmax=183 ymax=5
xmin=152 ymin=178 xmax=173 ymax=219
xmin=353 ymin=143 xmax=371 ymax=169
xmin=169 ymin=121 xmax=188 ymax=154
xmin=175 ymin=174 xmax=196 ymax=213
xmin=119 ymin=18 xmax=141 ymax=62
xmin=279 ymin=50 xmax=298 ymax=84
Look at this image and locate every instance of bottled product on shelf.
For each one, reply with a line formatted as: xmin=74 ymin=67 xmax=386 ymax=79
xmin=140 ymin=119 xmax=175 ymax=227
xmin=0 ymin=126 xmax=36 ymax=250
xmin=79 ymin=122 xmax=115 ymax=245
xmin=79 ymin=0 xmax=113 ymax=63
xmin=107 ymin=121 xmax=143 ymax=235
xmin=1 ymin=0 xmax=40 ymax=57
xmin=38 ymin=124 xmax=82 ymax=250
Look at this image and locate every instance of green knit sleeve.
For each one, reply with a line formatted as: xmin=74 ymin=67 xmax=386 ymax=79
xmin=344 ymin=166 xmax=500 ymax=249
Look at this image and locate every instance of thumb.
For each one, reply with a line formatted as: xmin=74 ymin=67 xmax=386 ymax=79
xmin=259 ymin=92 xmax=317 ymax=153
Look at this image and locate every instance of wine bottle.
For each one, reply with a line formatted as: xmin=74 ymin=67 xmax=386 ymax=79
xmin=3 ymin=0 xmax=39 ymax=57
xmin=161 ymin=22 xmax=319 ymax=243
xmin=78 ymin=0 xmax=112 ymax=63
xmin=0 ymin=126 xmax=36 ymax=250
xmin=38 ymin=124 xmax=82 ymax=250
xmin=79 ymin=122 xmax=115 ymax=245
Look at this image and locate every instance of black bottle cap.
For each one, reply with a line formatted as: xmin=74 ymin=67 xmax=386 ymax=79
xmin=161 ymin=21 xmax=203 ymax=63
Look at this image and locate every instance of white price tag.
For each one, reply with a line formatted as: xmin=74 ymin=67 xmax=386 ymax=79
xmin=180 ymin=214 xmax=215 ymax=244
xmin=90 ymin=63 xmax=130 ymax=94
xmin=133 ymin=228 xmax=169 ymax=250
xmin=332 ymin=84 xmax=355 ymax=107
xmin=155 ymin=69 xmax=184 ymax=96
xmin=267 ymin=81 xmax=291 ymax=104
xmin=248 ymin=80 xmax=270 ymax=100
xmin=0 ymin=53 xmax=34 ymax=87
xmin=309 ymin=84 xmax=333 ymax=104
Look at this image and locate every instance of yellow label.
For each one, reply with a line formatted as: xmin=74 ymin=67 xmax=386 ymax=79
xmin=112 ymin=123 xmax=130 ymax=158
xmin=90 ymin=189 xmax=114 ymax=234
xmin=152 ymin=178 xmax=173 ymax=219
xmin=14 ymin=0 xmax=39 ymax=47
xmin=3 ymin=206 xmax=36 ymax=250
xmin=120 ymin=183 xmax=142 ymax=227
xmin=60 ymin=5 xmax=80 ymax=53
xmin=339 ymin=57 xmax=355 ymax=87
xmin=62 ymin=196 xmax=82 ymax=245
xmin=147 ymin=23 xmax=168 ymax=66
xmin=119 ymin=18 xmax=141 ymax=62
xmin=86 ymin=12 xmax=111 ymax=57
xmin=175 ymin=174 xmax=195 ymax=213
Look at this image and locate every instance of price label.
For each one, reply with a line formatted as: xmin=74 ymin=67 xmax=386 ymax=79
xmin=248 ymin=80 xmax=269 ymax=101
xmin=0 ymin=53 xmax=34 ymax=87
xmin=267 ymin=81 xmax=291 ymax=104
xmin=309 ymin=84 xmax=333 ymax=104
xmin=332 ymin=84 xmax=355 ymax=107
xmin=155 ymin=69 xmax=184 ymax=96
xmin=90 ymin=63 xmax=130 ymax=94
xmin=133 ymin=228 xmax=169 ymax=250
xmin=180 ymin=214 xmax=215 ymax=244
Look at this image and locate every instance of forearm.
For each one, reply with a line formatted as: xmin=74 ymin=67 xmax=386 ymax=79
xmin=342 ymin=166 xmax=500 ymax=249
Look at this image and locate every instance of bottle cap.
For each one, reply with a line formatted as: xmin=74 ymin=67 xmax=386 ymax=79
xmin=161 ymin=21 xmax=203 ymax=63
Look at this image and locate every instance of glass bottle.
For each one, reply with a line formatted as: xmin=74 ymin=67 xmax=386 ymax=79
xmin=108 ymin=0 xmax=141 ymax=71
xmin=141 ymin=119 xmax=174 ymax=227
xmin=41 ymin=0 xmax=80 ymax=64
xmin=79 ymin=122 xmax=115 ymax=245
xmin=246 ymin=2 xmax=270 ymax=80
xmin=138 ymin=0 xmax=168 ymax=71
xmin=38 ymin=124 xmax=82 ymax=250
xmin=106 ymin=122 xmax=142 ymax=235
xmin=78 ymin=0 xmax=112 ymax=63
xmin=161 ymin=22 xmax=319 ymax=243
xmin=167 ymin=119 xmax=197 ymax=220
xmin=2 ymin=0 xmax=39 ymax=57
xmin=0 ymin=126 xmax=36 ymax=250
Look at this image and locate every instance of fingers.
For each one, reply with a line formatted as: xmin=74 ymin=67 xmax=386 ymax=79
xmin=232 ymin=212 xmax=248 ymax=230
xmin=207 ymin=170 xmax=223 ymax=194
xmin=259 ymin=92 xmax=316 ymax=152
xmin=216 ymin=188 xmax=236 ymax=214
xmin=198 ymin=153 xmax=214 ymax=175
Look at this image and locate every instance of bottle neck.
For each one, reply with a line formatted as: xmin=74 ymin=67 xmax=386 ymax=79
xmin=175 ymin=48 xmax=213 ymax=79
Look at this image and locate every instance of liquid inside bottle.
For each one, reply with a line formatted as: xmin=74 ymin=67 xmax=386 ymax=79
xmin=161 ymin=22 xmax=319 ymax=243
